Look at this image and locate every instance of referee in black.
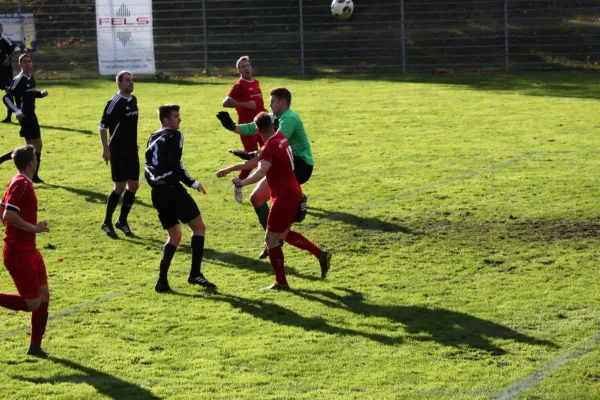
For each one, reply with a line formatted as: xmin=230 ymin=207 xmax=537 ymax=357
xmin=145 ymin=104 xmax=216 ymax=292
xmin=0 ymin=24 xmax=19 ymax=123
xmin=98 ymin=70 xmax=139 ymax=239
xmin=0 ymin=54 xmax=48 ymax=183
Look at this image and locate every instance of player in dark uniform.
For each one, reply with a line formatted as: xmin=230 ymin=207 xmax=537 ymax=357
xmin=0 ymin=145 xmax=51 ymax=357
xmin=0 ymin=24 xmax=19 ymax=123
xmin=0 ymin=54 xmax=48 ymax=183
xmin=145 ymin=104 xmax=216 ymax=292
xmin=98 ymin=70 xmax=139 ymax=239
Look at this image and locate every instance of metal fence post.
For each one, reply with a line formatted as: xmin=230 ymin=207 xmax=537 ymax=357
xmin=202 ymin=0 xmax=209 ymax=76
xmin=400 ymin=0 xmax=406 ymax=75
xmin=504 ymin=0 xmax=509 ymax=72
xmin=299 ymin=0 xmax=305 ymax=77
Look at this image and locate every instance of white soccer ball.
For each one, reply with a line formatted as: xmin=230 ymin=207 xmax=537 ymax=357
xmin=331 ymin=0 xmax=354 ymax=20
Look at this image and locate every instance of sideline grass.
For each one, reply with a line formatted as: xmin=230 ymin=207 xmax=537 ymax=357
xmin=0 ymin=72 xmax=599 ymax=399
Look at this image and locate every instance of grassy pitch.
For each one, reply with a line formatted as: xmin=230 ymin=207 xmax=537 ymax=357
xmin=0 ymin=72 xmax=599 ymax=399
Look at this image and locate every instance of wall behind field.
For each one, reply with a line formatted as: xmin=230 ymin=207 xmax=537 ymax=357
xmin=2 ymin=0 xmax=600 ymax=78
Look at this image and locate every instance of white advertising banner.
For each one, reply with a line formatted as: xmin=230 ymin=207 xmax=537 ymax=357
xmin=96 ymin=0 xmax=155 ymax=75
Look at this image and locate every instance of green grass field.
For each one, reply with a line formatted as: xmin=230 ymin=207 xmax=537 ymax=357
xmin=0 ymin=72 xmax=599 ymax=399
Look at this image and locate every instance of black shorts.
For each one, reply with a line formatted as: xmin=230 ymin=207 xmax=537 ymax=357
xmin=151 ymin=183 xmax=200 ymax=230
xmin=19 ymin=114 xmax=41 ymax=139
xmin=294 ymin=156 xmax=313 ymax=185
xmin=110 ymin=152 xmax=140 ymax=182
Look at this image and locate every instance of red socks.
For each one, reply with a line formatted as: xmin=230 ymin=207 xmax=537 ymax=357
xmin=284 ymin=231 xmax=322 ymax=259
xmin=0 ymin=293 xmax=28 ymax=311
xmin=30 ymin=302 xmax=49 ymax=346
xmin=267 ymin=245 xmax=288 ymax=286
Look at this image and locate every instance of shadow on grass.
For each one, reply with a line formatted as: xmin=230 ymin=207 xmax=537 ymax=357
xmin=294 ymin=288 xmax=558 ymax=355
xmin=40 ymin=124 xmax=94 ymax=135
xmin=45 ymin=183 xmax=153 ymax=208
xmin=208 ymin=293 xmax=398 ymax=345
xmin=13 ymin=357 xmax=161 ymax=399
xmin=306 ymin=207 xmax=413 ymax=233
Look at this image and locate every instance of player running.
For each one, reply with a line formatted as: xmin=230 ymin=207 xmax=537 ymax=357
xmin=0 ymin=54 xmax=49 ymax=183
xmin=216 ymin=112 xmax=330 ymax=290
xmin=0 ymin=145 xmax=51 ymax=357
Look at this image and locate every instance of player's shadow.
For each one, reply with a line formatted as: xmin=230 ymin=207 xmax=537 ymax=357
xmin=294 ymin=288 xmax=558 ymax=355
xmin=40 ymin=124 xmax=94 ymax=135
xmin=306 ymin=207 xmax=413 ymax=233
xmin=45 ymin=183 xmax=153 ymax=208
xmin=13 ymin=357 xmax=161 ymax=399
xmin=208 ymin=293 xmax=397 ymax=344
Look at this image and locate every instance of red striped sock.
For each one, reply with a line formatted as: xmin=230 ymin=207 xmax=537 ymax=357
xmin=285 ymin=231 xmax=322 ymax=259
xmin=267 ymin=245 xmax=288 ymax=286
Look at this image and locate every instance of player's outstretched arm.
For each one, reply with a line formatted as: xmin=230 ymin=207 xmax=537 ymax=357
xmin=216 ymin=111 xmax=239 ymax=133
xmin=216 ymin=157 xmax=259 ymax=178
xmin=233 ymin=159 xmax=270 ymax=188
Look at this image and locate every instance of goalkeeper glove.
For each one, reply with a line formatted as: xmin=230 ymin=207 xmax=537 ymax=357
xmin=229 ymin=149 xmax=256 ymax=160
xmin=216 ymin=111 xmax=236 ymax=131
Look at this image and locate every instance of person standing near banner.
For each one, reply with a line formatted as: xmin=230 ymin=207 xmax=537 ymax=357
xmin=0 ymin=23 xmax=20 ymax=123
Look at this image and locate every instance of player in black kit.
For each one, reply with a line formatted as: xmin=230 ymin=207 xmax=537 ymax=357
xmin=0 ymin=54 xmax=48 ymax=183
xmin=98 ymin=70 xmax=139 ymax=239
xmin=145 ymin=104 xmax=216 ymax=292
xmin=0 ymin=24 xmax=19 ymax=123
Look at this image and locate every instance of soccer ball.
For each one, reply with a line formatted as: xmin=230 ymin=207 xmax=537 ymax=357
xmin=331 ymin=0 xmax=354 ymax=20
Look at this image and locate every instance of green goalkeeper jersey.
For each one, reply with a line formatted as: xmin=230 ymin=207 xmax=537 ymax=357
xmin=238 ymin=108 xmax=314 ymax=167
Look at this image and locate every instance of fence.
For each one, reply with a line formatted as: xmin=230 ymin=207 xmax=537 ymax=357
xmin=2 ymin=0 xmax=600 ymax=78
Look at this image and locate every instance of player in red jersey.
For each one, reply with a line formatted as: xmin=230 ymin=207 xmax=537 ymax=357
xmin=222 ymin=56 xmax=267 ymax=203
xmin=216 ymin=112 xmax=331 ymax=290
xmin=0 ymin=144 xmax=51 ymax=357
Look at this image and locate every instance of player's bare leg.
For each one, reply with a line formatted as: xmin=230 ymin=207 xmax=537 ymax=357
xmin=115 ymin=179 xmax=138 ymax=237
xmin=186 ymin=215 xmax=216 ymax=289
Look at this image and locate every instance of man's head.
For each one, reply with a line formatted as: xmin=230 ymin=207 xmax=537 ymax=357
xmin=254 ymin=112 xmax=274 ymax=136
xmin=12 ymin=144 xmax=36 ymax=173
xmin=19 ymin=54 xmax=33 ymax=75
xmin=159 ymin=104 xmax=181 ymax=130
xmin=236 ymin=56 xmax=252 ymax=80
xmin=116 ymin=70 xmax=134 ymax=95
xmin=269 ymin=87 xmax=292 ymax=116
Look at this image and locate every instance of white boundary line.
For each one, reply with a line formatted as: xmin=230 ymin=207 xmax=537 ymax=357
xmin=495 ymin=332 xmax=600 ymax=400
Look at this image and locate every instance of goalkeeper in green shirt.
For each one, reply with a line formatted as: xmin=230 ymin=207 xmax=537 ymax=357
xmin=217 ymin=87 xmax=313 ymax=259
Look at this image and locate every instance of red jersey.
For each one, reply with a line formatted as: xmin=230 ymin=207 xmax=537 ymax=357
xmin=226 ymin=78 xmax=266 ymax=124
xmin=260 ymin=132 xmax=302 ymax=202
xmin=1 ymin=174 xmax=37 ymax=250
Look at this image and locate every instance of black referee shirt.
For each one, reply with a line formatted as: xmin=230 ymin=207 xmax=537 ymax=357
xmin=3 ymin=73 xmax=42 ymax=116
xmin=99 ymin=93 xmax=139 ymax=154
xmin=144 ymin=128 xmax=197 ymax=188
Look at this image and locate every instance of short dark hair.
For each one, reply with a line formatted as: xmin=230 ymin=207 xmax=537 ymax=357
xmin=12 ymin=145 xmax=36 ymax=171
xmin=270 ymin=87 xmax=292 ymax=106
xmin=116 ymin=70 xmax=132 ymax=83
xmin=158 ymin=104 xmax=180 ymax=122
xmin=18 ymin=54 xmax=32 ymax=64
xmin=254 ymin=112 xmax=273 ymax=133
xmin=236 ymin=55 xmax=250 ymax=70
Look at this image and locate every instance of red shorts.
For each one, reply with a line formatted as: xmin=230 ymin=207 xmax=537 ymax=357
xmin=3 ymin=246 xmax=47 ymax=300
xmin=267 ymin=194 xmax=301 ymax=233
xmin=239 ymin=133 xmax=263 ymax=152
